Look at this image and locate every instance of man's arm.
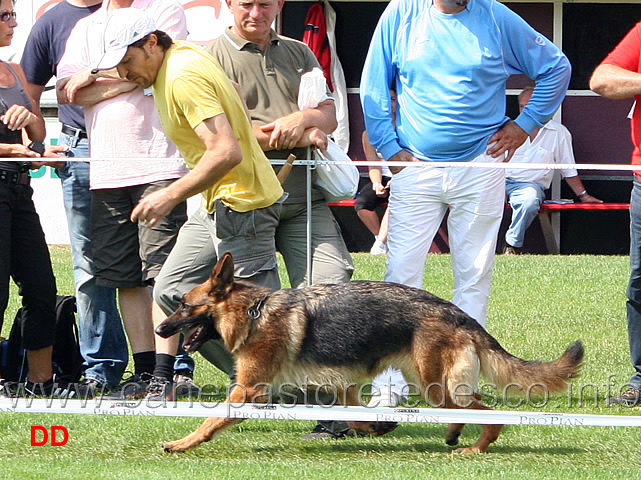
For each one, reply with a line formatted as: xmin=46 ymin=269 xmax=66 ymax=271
xmin=56 ymin=69 xmax=138 ymax=106
xmin=257 ymin=99 xmax=337 ymax=151
xmin=362 ymin=130 xmax=382 ymax=182
xmin=487 ymin=120 xmax=529 ymax=162
xmin=130 ymin=113 xmax=242 ymax=226
xmin=590 ymin=64 xmax=641 ymax=100
xmin=24 ymin=83 xmax=45 ymax=107
xmin=362 ymin=130 xmax=388 ymax=195
xmin=564 ymin=176 xmax=602 ymax=203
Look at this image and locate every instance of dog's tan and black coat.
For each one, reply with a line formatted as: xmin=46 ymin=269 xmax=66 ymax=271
xmin=157 ymin=252 xmax=583 ymax=454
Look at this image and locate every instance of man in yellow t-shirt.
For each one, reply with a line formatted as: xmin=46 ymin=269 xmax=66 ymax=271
xmin=90 ymin=9 xmax=285 ymax=398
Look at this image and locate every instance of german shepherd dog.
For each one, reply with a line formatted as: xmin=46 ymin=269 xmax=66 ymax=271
xmin=156 ymin=252 xmax=583 ymax=454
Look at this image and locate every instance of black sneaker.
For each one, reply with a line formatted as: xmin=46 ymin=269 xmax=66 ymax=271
xmin=145 ymin=375 xmax=174 ymax=401
xmin=300 ymin=422 xmax=348 ymax=440
xmin=608 ymin=388 xmax=641 ymax=407
xmin=101 ymin=372 xmax=153 ymax=400
xmin=1 ymin=376 xmax=67 ymax=397
xmin=173 ymin=373 xmax=201 ymax=398
xmin=62 ymin=378 xmax=108 ymax=399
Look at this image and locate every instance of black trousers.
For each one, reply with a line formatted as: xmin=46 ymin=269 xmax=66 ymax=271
xmin=0 ymin=182 xmax=56 ymax=350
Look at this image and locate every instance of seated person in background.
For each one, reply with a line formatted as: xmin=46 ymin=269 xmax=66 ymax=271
xmin=356 ymin=88 xmax=396 ymax=255
xmin=504 ymin=86 xmax=602 ymax=254
xmin=356 ymin=129 xmax=391 ymax=255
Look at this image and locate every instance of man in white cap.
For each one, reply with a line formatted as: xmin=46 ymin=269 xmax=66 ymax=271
xmin=56 ymin=0 xmax=193 ymax=399
xmin=90 ymin=8 xmax=286 ymax=400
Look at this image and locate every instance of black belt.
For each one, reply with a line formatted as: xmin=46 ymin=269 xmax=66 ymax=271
xmin=61 ymin=124 xmax=87 ymax=139
xmin=0 ymin=168 xmax=30 ymax=185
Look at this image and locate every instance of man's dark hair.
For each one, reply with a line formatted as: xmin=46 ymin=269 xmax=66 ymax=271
xmin=131 ymin=30 xmax=173 ymax=50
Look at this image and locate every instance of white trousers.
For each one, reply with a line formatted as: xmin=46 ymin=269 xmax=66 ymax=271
xmin=372 ymin=153 xmax=505 ymax=396
xmin=384 ymin=152 xmax=505 ymax=327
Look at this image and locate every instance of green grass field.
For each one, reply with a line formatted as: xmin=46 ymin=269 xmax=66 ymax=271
xmin=1 ymin=248 xmax=638 ymax=479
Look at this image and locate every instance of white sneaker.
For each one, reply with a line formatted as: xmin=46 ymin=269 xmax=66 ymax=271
xmin=369 ymin=239 xmax=388 ymax=256
xmin=367 ymin=390 xmax=407 ymax=408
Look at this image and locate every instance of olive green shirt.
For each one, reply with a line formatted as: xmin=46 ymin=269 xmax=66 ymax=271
xmin=207 ymin=27 xmax=330 ymax=202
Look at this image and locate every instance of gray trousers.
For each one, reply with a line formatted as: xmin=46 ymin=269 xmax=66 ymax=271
xmin=154 ymin=198 xmax=284 ymax=375
xmin=277 ymin=199 xmax=354 ymax=288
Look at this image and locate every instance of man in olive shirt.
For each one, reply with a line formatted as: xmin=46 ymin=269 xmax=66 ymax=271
xmin=207 ymin=0 xmax=353 ymax=438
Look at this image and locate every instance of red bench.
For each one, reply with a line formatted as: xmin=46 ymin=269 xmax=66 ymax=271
xmin=537 ymin=202 xmax=629 ymax=253
xmin=328 ymin=199 xmax=630 ymax=254
xmin=328 ymin=199 xmax=630 ymax=210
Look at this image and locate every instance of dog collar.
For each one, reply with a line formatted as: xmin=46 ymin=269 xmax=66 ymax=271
xmin=247 ymin=294 xmax=269 ymax=320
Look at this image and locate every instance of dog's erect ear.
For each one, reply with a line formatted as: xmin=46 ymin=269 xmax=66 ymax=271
xmin=208 ymin=252 xmax=235 ymax=297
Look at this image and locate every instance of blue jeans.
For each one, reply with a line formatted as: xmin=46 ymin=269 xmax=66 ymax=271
xmin=57 ymin=132 xmax=128 ymax=388
xmin=505 ymin=179 xmax=546 ymax=248
xmin=627 ymin=176 xmax=641 ymax=389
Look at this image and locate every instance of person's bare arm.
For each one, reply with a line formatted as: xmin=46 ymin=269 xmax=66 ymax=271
xmin=362 ymin=130 xmax=387 ymax=195
xmin=590 ymin=63 xmax=641 ymax=100
xmin=131 ymin=113 xmax=242 ymax=226
xmin=564 ymin=176 xmax=603 ymax=203
xmin=486 ymin=120 xmax=528 ymax=162
xmin=258 ymin=99 xmax=337 ymax=151
xmin=56 ymin=69 xmax=138 ymax=106
xmin=5 ymin=63 xmax=46 ymax=142
xmin=24 ymin=83 xmax=45 ymax=107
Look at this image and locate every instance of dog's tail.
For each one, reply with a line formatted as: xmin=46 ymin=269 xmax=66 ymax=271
xmin=475 ymin=332 xmax=584 ymax=394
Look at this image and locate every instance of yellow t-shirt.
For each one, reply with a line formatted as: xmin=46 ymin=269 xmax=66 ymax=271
xmin=152 ymin=41 xmax=283 ymax=213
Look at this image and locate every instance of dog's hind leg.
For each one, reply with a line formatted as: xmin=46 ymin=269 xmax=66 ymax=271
xmin=417 ymin=345 xmax=502 ymax=453
xmin=443 ymin=352 xmax=503 ymax=453
xmin=426 ymin=382 xmax=502 ymax=453
xmin=342 ymin=385 xmax=398 ymax=436
xmin=163 ymin=382 xmax=267 ymax=454
xmin=420 ymin=372 xmax=467 ymax=447
xmin=450 ymin=396 xmax=503 ymax=454
xmin=438 ymin=375 xmax=502 ymax=454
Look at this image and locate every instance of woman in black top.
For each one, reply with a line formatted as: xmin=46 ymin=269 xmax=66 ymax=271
xmin=0 ymin=0 xmax=66 ymax=396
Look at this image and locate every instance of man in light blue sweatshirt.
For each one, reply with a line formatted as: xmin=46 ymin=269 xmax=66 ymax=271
xmin=361 ymin=0 xmax=571 ymax=406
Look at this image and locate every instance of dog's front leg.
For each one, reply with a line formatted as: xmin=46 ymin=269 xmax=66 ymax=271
xmin=163 ymin=383 xmax=260 ymax=453
xmin=163 ymin=416 xmax=243 ymax=454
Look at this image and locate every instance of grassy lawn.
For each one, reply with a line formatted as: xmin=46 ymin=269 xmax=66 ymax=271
xmin=1 ymin=248 xmax=638 ymax=479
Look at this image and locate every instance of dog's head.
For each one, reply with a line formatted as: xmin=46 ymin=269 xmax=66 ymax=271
xmin=155 ymin=252 xmax=236 ymax=353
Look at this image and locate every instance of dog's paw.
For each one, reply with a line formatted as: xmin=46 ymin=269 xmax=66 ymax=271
xmin=445 ymin=431 xmax=461 ymax=446
xmin=163 ymin=441 xmax=187 ymax=453
xmin=364 ymin=421 xmax=398 ymax=436
xmin=373 ymin=421 xmax=398 ymax=436
xmin=347 ymin=420 xmax=398 ymax=437
xmin=453 ymin=446 xmax=486 ymax=454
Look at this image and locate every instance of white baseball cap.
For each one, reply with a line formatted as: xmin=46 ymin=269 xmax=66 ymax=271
xmin=91 ymin=9 xmax=156 ymax=74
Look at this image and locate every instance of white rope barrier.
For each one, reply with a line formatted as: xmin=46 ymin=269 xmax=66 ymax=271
xmin=1 ymin=155 xmax=636 ymax=428
xmin=0 ymin=157 xmax=638 ymax=171
xmin=0 ymin=397 xmax=640 ymax=426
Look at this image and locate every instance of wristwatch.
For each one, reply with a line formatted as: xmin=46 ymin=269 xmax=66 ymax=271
xmin=28 ymin=140 xmax=45 ymax=156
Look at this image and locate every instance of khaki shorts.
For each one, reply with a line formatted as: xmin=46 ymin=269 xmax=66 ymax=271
xmin=91 ymin=180 xmax=187 ymax=288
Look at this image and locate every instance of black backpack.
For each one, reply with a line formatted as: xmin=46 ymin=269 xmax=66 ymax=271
xmin=2 ymin=295 xmax=83 ymax=383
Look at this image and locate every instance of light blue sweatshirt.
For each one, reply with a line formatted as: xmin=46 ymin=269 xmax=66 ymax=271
xmin=360 ymin=0 xmax=572 ymax=162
